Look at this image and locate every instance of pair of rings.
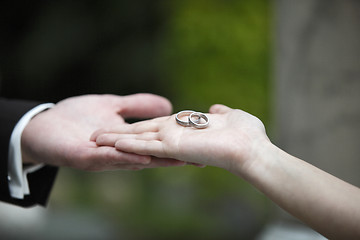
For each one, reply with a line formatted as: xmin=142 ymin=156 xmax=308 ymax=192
xmin=175 ymin=110 xmax=209 ymax=129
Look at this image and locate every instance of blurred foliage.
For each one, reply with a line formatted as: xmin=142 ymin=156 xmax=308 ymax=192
xmin=1 ymin=0 xmax=272 ymax=239
xmin=157 ymin=0 xmax=271 ymax=124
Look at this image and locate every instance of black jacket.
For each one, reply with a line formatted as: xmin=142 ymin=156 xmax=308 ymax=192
xmin=0 ymin=98 xmax=58 ymax=207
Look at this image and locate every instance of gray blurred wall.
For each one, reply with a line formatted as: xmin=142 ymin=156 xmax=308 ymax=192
xmin=275 ymin=0 xmax=360 ymax=186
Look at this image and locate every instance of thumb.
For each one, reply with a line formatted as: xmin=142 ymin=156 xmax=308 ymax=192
xmin=209 ymin=104 xmax=232 ymax=114
xmin=118 ymin=93 xmax=173 ymax=119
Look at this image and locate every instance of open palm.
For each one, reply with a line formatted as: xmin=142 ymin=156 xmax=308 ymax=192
xmin=94 ymin=104 xmax=269 ymax=173
xmin=21 ymin=94 xmax=184 ymax=171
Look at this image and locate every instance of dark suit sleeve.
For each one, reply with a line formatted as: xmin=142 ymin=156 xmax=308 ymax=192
xmin=0 ymin=98 xmax=58 ymax=207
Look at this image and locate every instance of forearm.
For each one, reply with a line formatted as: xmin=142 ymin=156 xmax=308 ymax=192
xmin=236 ymin=141 xmax=360 ymax=239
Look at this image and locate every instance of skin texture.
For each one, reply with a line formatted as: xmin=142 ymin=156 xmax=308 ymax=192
xmin=93 ymin=104 xmax=360 ymax=239
xmin=21 ymin=93 xmax=185 ymax=171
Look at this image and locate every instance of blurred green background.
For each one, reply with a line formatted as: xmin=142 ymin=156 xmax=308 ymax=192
xmin=1 ymin=0 xmax=273 ymax=239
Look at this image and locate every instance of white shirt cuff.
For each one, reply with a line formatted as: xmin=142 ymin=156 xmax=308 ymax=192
xmin=7 ymin=103 xmax=55 ymax=199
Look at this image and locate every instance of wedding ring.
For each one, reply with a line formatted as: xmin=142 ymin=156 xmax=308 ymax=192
xmin=176 ymin=110 xmax=195 ymax=127
xmin=189 ymin=112 xmax=209 ymax=129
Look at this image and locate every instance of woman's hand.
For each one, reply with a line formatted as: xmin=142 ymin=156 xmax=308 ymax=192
xmin=92 ymin=104 xmax=270 ymax=176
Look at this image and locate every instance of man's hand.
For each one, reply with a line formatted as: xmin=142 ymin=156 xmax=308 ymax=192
xmin=21 ymin=94 xmax=185 ymax=171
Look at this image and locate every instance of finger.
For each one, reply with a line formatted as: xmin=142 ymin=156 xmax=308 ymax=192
xmin=90 ymin=120 xmax=162 ymax=141
xmin=118 ymin=93 xmax=173 ymax=119
xmin=146 ymin=157 xmax=187 ymax=168
xmin=113 ymin=157 xmax=186 ymax=170
xmin=129 ymin=118 xmax=164 ymax=133
xmin=95 ymin=133 xmax=123 ymax=146
xmin=209 ymin=104 xmax=232 ymax=114
xmin=115 ymin=139 xmax=166 ymax=158
xmin=187 ymin=162 xmax=207 ymax=168
xmin=90 ymin=128 xmax=107 ymax=141
xmin=80 ymin=147 xmax=152 ymax=171
xmin=93 ymin=146 xmax=151 ymax=165
xmin=96 ymin=132 xmax=159 ymax=147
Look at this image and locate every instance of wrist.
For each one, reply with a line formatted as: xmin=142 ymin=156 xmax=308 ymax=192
xmin=21 ymin=141 xmax=37 ymax=164
xmin=20 ymin=103 xmax=55 ymax=164
xmin=229 ymin=137 xmax=277 ymax=182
